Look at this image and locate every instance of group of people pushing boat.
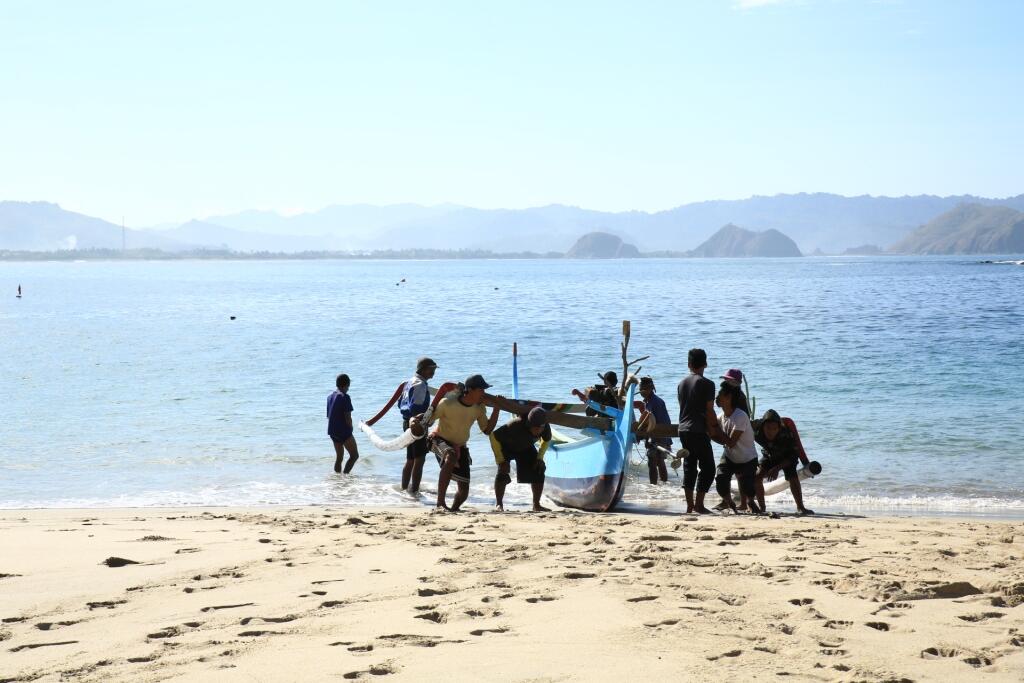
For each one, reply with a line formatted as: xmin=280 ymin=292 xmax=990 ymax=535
xmin=326 ymin=349 xmax=814 ymax=515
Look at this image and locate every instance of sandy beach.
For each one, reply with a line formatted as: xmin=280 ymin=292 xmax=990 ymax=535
xmin=1 ymin=507 xmax=1022 ymax=682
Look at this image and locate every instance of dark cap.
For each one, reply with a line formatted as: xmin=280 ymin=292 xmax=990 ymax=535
xmin=639 ymin=376 xmax=655 ymax=389
xmin=527 ymin=407 xmax=548 ymax=427
xmin=688 ymin=348 xmax=707 ymax=368
xmin=600 ymin=370 xmax=618 ymax=386
xmin=416 ymin=357 xmax=438 ymax=370
xmin=761 ymin=408 xmax=782 ymax=425
xmin=464 ymin=374 xmax=491 ymax=391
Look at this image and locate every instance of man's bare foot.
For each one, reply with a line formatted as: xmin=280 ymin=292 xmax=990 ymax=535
xmin=797 ymin=507 xmax=814 ymax=515
xmin=713 ymin=500 xmax=729 ymax=511
xmin=434 ymin=502 xmax=450 ymax=512
xmin=532 ymin=504 xmax=551 ymax=512
xmin=685 ymin=506 xmax=695 ymax=514
xmin=494 ymin=503 xmax=504 ymax=512
xmin=695 ymin=506 xmax=714 ymax=515
xmin=333 ymin=459 xmax=342 ymax=474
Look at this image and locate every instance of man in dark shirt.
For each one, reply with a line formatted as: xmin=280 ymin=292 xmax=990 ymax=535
xmin=490 ymin=408 xmax=552 ymax=512
xmin=639 ymin=376 xmax=671 ymax=484
xmin=398 ymin=357 xmax=437 ymax=494
xmin=677 ymin=349 xmax=724 ymax=514
xmin=753 ymin=409 xmax=814 ymax=515
xmin=327 ymin=373 xmax=359 ymax=474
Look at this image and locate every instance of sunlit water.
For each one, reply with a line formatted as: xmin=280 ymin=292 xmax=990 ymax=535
xmin=2 ymin=256 xmax=1023 ymax=516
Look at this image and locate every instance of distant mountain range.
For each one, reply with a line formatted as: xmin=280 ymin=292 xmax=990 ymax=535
xmin=3 ymin=193 xmax=1024 ymax=255
xmin=892 ymin=204 xmax=1024 ymax=255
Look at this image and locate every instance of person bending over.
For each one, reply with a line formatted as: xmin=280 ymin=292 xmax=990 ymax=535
xmin=398 ymin=357 xmax=437 ymax=494
xmin=418 ymin=374 xmax=500 ymax=512
xmin=754 ymin=409 xmax=814 ymax=515
xmin=490 ymin=407 xmax=552 ymax=512
xmin=327 ymin=374 xmax=359 ymax=474
xmin=713 ymin=383 xmax=761 ymax=514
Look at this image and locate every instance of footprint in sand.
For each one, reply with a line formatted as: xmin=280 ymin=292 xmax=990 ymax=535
xmin=788 ymin=598 xmax=814 ymax=606
xmin=626 ymin=596 xmax=659 ymax=603
xmin=706 ymin=649 xmax=742 ymax=661
xmin=469 ymin=627 xmax=509 ymax=636
xmin=525 ymin=596 xmax=557 ymax=604
xmin=957 ymin=612 xmax=1005 ymax=622
xmin=413 ymin=611 xmax=446 ymax=623
xmin=824 ymin=620 xmax=853 ymax=630
xmin=239 ymin=616 xmax=296 ymax=625
xmin=963 ymin=655 xmax=994 ymax=668
xmin=921 ymin=646 xmax=962 ymax=659
xmin=643 ymin=619 xmax=680 ymax=628
xmin=200 ymin=603 xmax=254 ymax=612
xmin=34 ymin=620 xmax=80 ymax=631
xmin=865 ymin=622 xmax=891 ymax=631
xmin=10 ymin=640 xmax=79 ymax=652
xmin=343 ymin=662 xmax=398 ymax=679
xmin=87 ymin=600 xmax=127 ymax=610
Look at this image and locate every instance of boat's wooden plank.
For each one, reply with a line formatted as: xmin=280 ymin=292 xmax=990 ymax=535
xmin=483 ymin=393 xmax=613 ymax=432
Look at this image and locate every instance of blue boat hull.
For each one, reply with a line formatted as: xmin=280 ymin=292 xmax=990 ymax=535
xmin=543 ymin=384 xmax=636 ymax=512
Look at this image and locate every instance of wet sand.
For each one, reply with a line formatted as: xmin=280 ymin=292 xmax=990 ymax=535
xmin=1 ymin=507 xmax=1022 ymax=682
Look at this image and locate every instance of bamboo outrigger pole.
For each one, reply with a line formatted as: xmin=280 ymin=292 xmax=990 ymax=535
xmin=619 ymin=319 xmax=648 ymax=404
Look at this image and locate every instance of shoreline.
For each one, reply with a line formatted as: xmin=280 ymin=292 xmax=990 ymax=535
xmin=2 ymin=506 xmax=1022 ymax=681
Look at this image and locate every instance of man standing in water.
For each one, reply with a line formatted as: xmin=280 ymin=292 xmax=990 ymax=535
xmin=490 ymin=407 xmax=552 ymax=511
xmin=639 ymin=376 xmax=671 ymax=484
xmin=419 ymin=374 xmax=500 ymax=512
xmin=398 ymin=357 xmax=437 ymax=494
xmin=327 ymin=374 xmax=359 ymax=474
xmin=677 ymin=349 xmax=724 ymax=514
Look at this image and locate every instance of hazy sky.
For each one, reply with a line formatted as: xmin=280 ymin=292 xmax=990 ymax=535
xmin=1 ymin=0 xmax=1021 ymax=225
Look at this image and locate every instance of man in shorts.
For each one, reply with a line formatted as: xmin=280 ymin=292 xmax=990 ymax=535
xmin=489 ymin=407 xmax=552 ymax=512
xmin=398 ymin=357 xmax=437 ymax=494
xmin=327 ymin=373 xmax=359 ymax=474
xmin=677 ymin=348 xmax=726 ymax=514
xmin=639 ymin=376 xmax=671 ymax=484
xmin=420 ymin=374 xmax=500 ymax=512
xmin=753 ymin=409 xmax=814 ymax=515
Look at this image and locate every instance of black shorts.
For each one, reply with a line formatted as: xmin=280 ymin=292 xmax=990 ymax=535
xmin=330 ymin=433 xmax=353 ymax=444
xmin=759 ymin=455 xmax=799 ymax=481
xmin=429 ymin=436 xmax=471 ymax=484
xmin=508 ymin=451 xmax=542 ymax=484
xmin=403 ymin=420 xmax=429 ymax=461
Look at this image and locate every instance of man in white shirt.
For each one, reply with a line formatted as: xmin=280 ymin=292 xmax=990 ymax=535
xmin=713 ymin=383 xmax=762 ymax=514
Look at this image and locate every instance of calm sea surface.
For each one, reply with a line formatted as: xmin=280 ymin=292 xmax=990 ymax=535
xmin=2 ymin=257 xmax=1023 ymax=515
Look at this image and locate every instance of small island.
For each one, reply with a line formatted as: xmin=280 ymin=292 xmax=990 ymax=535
xmin=688 ymin=223 xmax=802 ymax=257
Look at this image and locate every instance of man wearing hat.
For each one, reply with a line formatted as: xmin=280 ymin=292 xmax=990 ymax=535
xmin=639 ymin=377 xmax=672 ymax=484
xmin=421 ymin=374 xmax=500 ymax=512
xmin=397 ymin=357 xmax=438 ymax=494
xmin=489 ymin=407 xmax=553 ymax=511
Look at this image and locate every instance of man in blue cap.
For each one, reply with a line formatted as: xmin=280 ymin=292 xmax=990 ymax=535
xmin=420 ymin=374 xmax=501 ymax=512
xmin=489 ymin=407 xmax=552 ymax=512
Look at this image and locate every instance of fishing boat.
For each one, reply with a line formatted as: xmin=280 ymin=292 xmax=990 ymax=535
xmin=542 ymin=382 xmax=637 ymax=511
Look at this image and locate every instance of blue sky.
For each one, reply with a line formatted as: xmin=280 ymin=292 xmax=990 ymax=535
xmin=1 ymin=0 xmax=1021 ymax=225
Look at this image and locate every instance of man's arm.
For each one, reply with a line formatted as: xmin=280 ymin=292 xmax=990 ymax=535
xmin=705 ymin=400 xmax=726 ymax=443
xmin=481 ymin=405 xmax=500 ymax=435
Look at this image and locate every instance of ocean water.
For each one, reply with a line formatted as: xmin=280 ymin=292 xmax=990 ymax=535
xmin=2 ymin=256 xmax=1023 ymax=515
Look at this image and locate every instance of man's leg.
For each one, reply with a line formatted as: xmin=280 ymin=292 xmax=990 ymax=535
xmin=681 ymin=435 xmax=698 ymax=513
xmin=332 ymin=440 xmax=345 ymax=474
xmin=531 ymin=479 xmax=550 ymax=511
xmin=715 ymin=461 xmax=737 ymax=512
xmin=646 ymin=447 xmax=659 ymax=484
xmin=789 ymin=475 xmax=812 ymax=514
xmin=435 ymin=447 xmax=455 ymax=510
xmin=657 ymin=452 xmax=669 ymax=483
xmin=494 ymin=462 xmax=511 ymax=511
xmin=694 ymin=437 xmax=716 ymax=514
xmin=401 ymin=458 xmax=413 ymax=490
xmin=342 ymin=436 xmax=359 ymax=474
xmin=451 ymin=481 xmax=470 ymax=512
xmin=739 ymin=462 xmax=761 ymax=514
xmin=410 ymin=455 xmax=426 ymax=494
xmin=755 ymin=475 xmax=767 ymax=512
